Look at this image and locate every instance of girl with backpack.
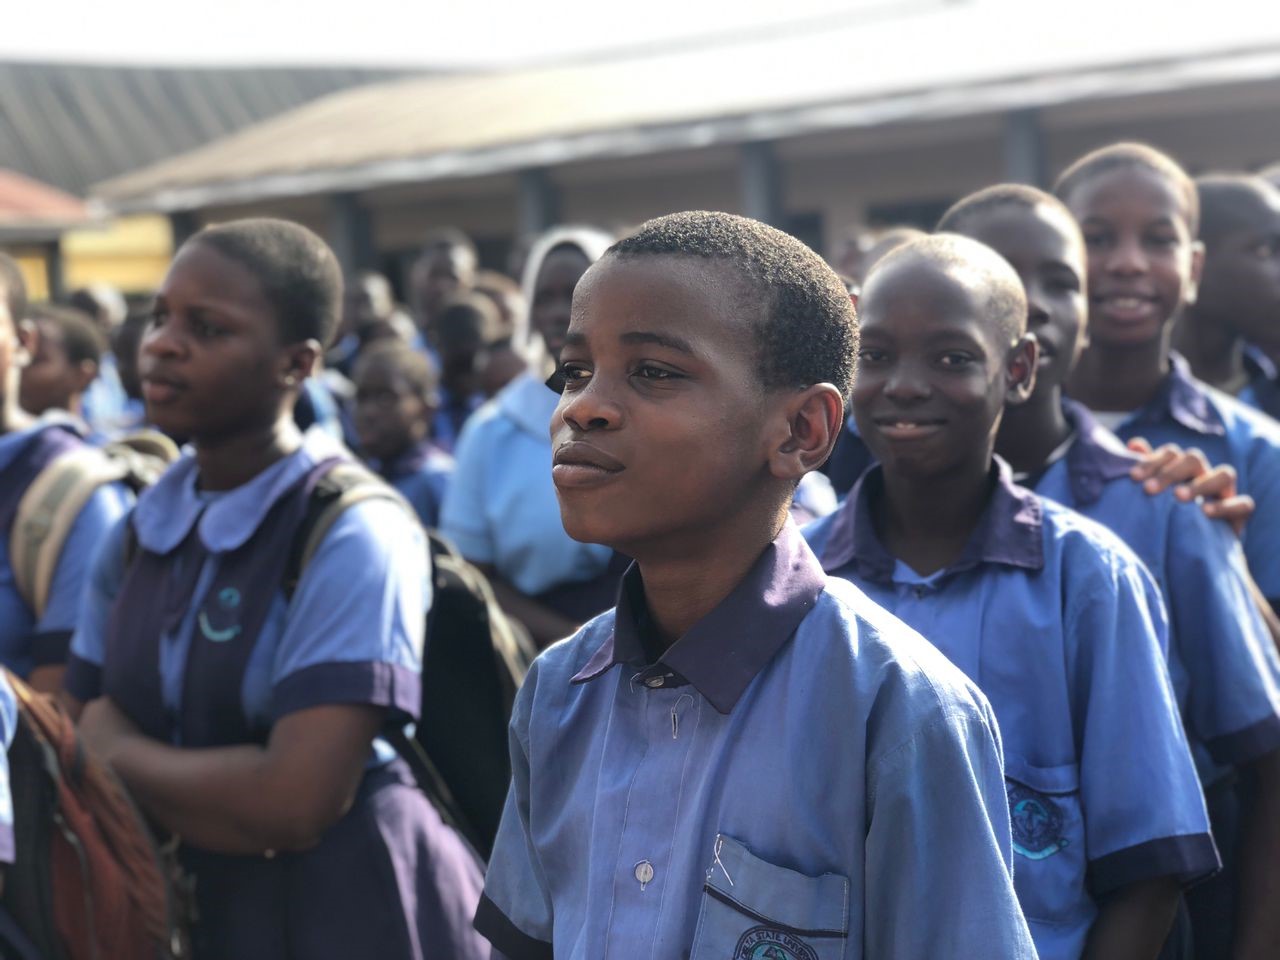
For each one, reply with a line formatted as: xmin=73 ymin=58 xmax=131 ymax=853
xmin=63 ymin=219 xmax=489 ymax=960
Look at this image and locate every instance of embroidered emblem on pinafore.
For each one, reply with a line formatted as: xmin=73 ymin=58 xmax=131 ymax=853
xmin=734 ymin=926 xmax=819 ymax=960
xmin=1009 ymin=783 xmax=1069 ymax=860
xmin=198 ymin=587 xmax=243 ymax=643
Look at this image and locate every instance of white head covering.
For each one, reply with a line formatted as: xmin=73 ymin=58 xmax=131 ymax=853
xmin=515 ymin=225 xmax=614 ymax=363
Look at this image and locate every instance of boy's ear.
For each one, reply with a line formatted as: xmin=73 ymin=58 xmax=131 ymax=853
xmin=279 ymin=339 xmax=321 ymax=389
xmin=769 ymin=383 xmax=845 ymax=481
xmin=15 ymin=320 xmax=36 ymax=370
xmin=72 ymin=359 xmax=99 ymax=394
xmin=1184 ymin=240 xmax=1206 ymax=306
xmin=1005 ymin=334 xmax=1038 ymax=407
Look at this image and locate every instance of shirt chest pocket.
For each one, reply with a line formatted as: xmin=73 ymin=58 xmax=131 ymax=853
xmin=1005 ymin=755 xmax=1091 ymax=925
xmin=689 ymin=834 xmax=849 ymax=960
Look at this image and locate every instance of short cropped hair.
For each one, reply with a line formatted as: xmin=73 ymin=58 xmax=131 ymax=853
xmin=937 ymin=183 xmax=1076 ymax=233
xmin=1196 ymin=174 xmax=1280 ymax=245
xmin=31 ymin=304 xmax=107 ymax=365
xmin=870 ymin=234 xmax=1028 ymax=344
xmin=436 ymin=292 xmax=502 ymax=346
xmin=191 ymin=218 xmax=342 ymax=347
xmin=606 ymin=211 xmax=858 ymax=400
xmin=0 ymin=253 xmax=27 ymax=329
xmin=420 ymin=227 xmax=478 ymax=263
xmin=353 ymin=339 xmax=438 ymax=402
xmin=1053 ymin=142 xmax=1199 ymax=234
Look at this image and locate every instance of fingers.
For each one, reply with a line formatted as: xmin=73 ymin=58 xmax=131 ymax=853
xmin=1197 ymin=493 xmax=1255 ymax=536
xmin=1132 ymin=444 xmax=1209 ymax=493
xmin=1173 ymin=464 xmax=1240 ymax=503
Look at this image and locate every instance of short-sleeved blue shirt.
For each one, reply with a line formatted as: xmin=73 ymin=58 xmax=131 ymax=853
xmin=477 ymin=522 xmax=1037 ymax=960
xmin=65 ymin=431 xmax=427 ymax=737
xmin=1033 ymin=401 xmax=1280 ymax=785
xmin=0 ymin=671 xmax=15 ymax=864
xmin=1240 ymin=346 xmax=1280 ymax=422
xmin=440 ymin=371 xmax=611 ymax=595
xmin=0 ymin=419 xmax=133 ymax=677
xmin=1097 ymin=353 xmax=1280 ymax=608
xmin=370 ymin=440 xmax=454 ymax=530
xmin=805 ymin=463 xmax=1218 ymax=960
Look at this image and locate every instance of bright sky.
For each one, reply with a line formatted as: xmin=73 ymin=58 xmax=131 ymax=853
xmin=5 ymin=0 xmax=920 ymax=68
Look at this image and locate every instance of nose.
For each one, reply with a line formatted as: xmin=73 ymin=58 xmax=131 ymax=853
xmin=1106 ymin=234 xmax=1148 ymax=276
xmin=140 ymin=319 xmax=184 ymax=361
xmin=1026 ymin=284 xmax=1050 ymax=328
xmin=882 ymin=361 xmax=930 ymax=404
xmin=558 ymin=376 xmax=622 ymax=434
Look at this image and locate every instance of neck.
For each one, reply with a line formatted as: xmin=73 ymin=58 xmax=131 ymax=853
xmin=1067 ymin=333 xmax=1169 ymax=411
xmin=0 ymin=384 xmax=34 ymax=436
xmin=996 ymin=387 xmax=1072 ymax=475
xmin=877 ymin=455 xmax=993 ymax=576
xmin=194 ymin=416 xmax=303 ymax=492
xmin=1173 ymin=309 xmax=1248 ymax=391
xmin=630 ymin=504 xmax=786 ymax=655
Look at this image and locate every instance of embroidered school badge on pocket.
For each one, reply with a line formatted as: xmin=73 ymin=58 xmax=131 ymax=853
xmin=1009 ymin=783 xmax=1069 ymax=860
xmin=734 ymin=926 xmax=819 ymax=960
xmin=198 ymin=587 xmax=243 ymax=643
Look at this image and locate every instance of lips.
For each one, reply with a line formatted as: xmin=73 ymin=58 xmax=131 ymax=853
xmin=140 ymin=371 xmax=187 ymax=405
xmin=1093 ymin=292 xmax=1161 ymax=324
xmin=871 ymin=417 xmax=946 ymax=441
xmin=552 ymin=440 xmax=625 ymax=489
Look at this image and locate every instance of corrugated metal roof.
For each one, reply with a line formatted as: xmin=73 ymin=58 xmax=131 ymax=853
xmin=90 ymin=0 xmax=1280 ymax=212
xmin=0 ymin=168 xmax=89 ymax=240
xmin=0 ymin=62 xmax=410 ymax=196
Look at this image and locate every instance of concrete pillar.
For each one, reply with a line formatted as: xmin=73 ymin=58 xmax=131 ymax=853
xmin=740 ymin=141 xmax=785 ymax=227
xmin=1002 ymin=109 xmax=1047 ymax=187
xmin=518 ymin=168 xmax=561 ymax=237
xmin=43 ymin=240 xmax=65 ymax=301
xmin=329 ymin=193 xmax=377 ymax=273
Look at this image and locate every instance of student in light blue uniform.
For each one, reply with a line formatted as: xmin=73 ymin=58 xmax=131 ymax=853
xmin=805 ymin=235 xmax=1216 ymax=960
xmin=353 ymin=341 xmax=453 ymax=528
xmin=441 ymin=225 xmax=617 ymax=647
xmin=0 ymin=671 xmax=14 ymax=867
xmin=66 ymin=219 xmax=487 ymax=960
xmin=941 ymin=183 xmax=1280 ymax=958
xmin=1056 ymin=144 xmax=1280 ymax=615
xmin=477 ymin=212 xmax=1035 ymax=960
xmin=0 ymin=256 xmax=132 ymax=692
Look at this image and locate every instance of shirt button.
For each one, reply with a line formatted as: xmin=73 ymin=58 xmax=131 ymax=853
xmin=644 ymin=676 xmax=665 ymax=689
xmin=634 ymin=860 xmax=655 ymax=888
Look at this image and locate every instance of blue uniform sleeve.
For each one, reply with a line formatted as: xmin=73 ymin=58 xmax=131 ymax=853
xmin=1239 ymin=428 xmax=1280 ymax=607
xmin=439 ymin=417 xmax=497 ymax=566
xmin=268 ymin=498 xmax=428 ymax=725
xmin=0 ymin=673 xmax=16 ymax=863
xmin=1069 ymin=547 xmax=1217 ymax=894
xmin=64 ymin=513 xmax=132 ymax=703
xmin=475 ymin=667 xmax=554 ymax=960
xmin=865 ymin=703 xmax=1037 ymax=959
xmin=33 ymin=481 xmax=133 ymax=667
xmin=1166 ymin=506 xmax=1280 ymax=766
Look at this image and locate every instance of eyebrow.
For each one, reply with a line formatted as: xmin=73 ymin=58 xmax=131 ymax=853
xmin=619 ymin=330 xmax=697 ymax=354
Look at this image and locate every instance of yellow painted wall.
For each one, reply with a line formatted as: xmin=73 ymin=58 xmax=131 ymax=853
xmin=62 ymin=215 xmax=172 ymax=294
xmin=11 ymin=252 xmax=49 ymax=302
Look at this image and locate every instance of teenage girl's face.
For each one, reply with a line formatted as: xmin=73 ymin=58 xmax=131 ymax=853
xmin=550 ymin=256 xmax=778 ymax=554
xmin=1197 ymin=190 xmax=1280 ymax=353
xmin=413 ymin=246 xmax=475 ymax=322
xmin=354 ymin=358 xmax=429 ymax=460
xmin=853 ymin=258 xmax=1035 ymax=481
xmin=1064 ymin=166 xmax=1203 ymax=349
xmin=531 ymin=246 xmax=591 ymax=362
xmin=953 ymin=203 xmax=1087 ymax=396
xmin=19 ymin=323 xmax=85 ymax=415
xmin=141 ymin=243 xmax=302 ymax=443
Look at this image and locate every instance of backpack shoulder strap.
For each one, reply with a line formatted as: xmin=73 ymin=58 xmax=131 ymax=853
xmin=10 ymin=448 xmax=129 ymax=620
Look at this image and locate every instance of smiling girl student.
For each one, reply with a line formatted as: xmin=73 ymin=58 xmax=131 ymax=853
xmin=477 ymin=212 xmax=1036 ymax=960
xmin=804 ymin=234 xmax=1217 ymax=960
xmin=1055 ymin=143 xmax=1280 ymax=618
xmin=941 ymin=183 xmax=1280 ymax=960
xmin=62 ymin=219 xmax=488 ymax=960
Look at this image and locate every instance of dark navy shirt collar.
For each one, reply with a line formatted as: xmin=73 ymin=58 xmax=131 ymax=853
xmin=374 ymin=438 xmax=448 ymax=482
xmin=819 ymin=456 xmax=1044 ymax=584
xmin=1244 ymin=344 xmax=1278 ymax=383
xmin=1059 ymin=399 xmax=1140 ymax=506
xmin=134 ymin=430 xmax=346 ymax=555
xmin=1127 ymin=352 xmax=1227 ymax=438
xmin=570 ymin=520 xmax=827 ymax=714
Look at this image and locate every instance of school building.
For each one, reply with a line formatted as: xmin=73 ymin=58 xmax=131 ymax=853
xmin=90 ymin=0 xmax=1280 ymax=287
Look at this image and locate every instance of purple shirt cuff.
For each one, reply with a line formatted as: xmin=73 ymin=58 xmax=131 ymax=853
xmin=30 ymin=630 xmax=73 ymax=668
xmin=271 ymin=660 xmax=422 ymax=724
xmin=62 ymin=654 xmax=102 ymax=703
xmin=1088 ymin=833 xmax=1220 ymax=897
xmin=474 ymin=893 xmax=552 ymax=960
xmin=1205 ymin=714 xmax=1280 ymax=767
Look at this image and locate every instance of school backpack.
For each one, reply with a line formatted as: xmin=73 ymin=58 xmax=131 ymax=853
xmin=0 ymin=670 xmax=190 ymax=960
xmin=9 ymin=430 xmax=179 ymax=620
xmin=284 ymin=461 xmax=536 ymax=858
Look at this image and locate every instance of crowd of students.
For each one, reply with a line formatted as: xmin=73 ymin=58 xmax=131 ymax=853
xmin=0 ymin=139 xmax=1279 ymax=959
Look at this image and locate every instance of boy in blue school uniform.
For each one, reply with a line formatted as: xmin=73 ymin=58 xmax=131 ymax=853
xmin=804 ymin=234 xmax=1217 ymax=960
xmin=941 ymin=183 xmax=1280 ymax=958
xmin=476 ymin=211 xmax=1036 ymax=959
xmin=1173 ymin=175 xmax=1280 ymax=422
xmin=1056 ymin=144 xmax=1280 ymax=615
xmin=353 ymin=341 xmax=454 ymax=528
xmin=0 ymin=255 xmax=132 ymax=693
